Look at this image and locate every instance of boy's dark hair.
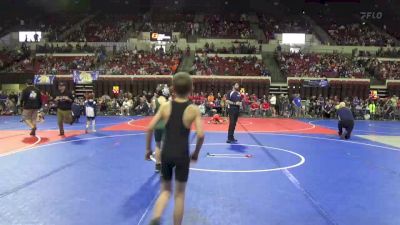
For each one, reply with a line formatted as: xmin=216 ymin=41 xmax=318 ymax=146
xmin=173 ymin=72 xmax=192 ymax=96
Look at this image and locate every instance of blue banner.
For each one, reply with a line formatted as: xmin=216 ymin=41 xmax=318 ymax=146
xmin=34 ymin=74 xmax=55 ymax=85
xmin=303 ymin=79 xmax=329 ymax=88
xmin=73 ymin=70 xmax=99 ymax=84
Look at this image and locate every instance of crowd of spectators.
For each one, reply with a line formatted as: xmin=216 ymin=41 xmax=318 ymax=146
xmin=195 ymin=42 xmax=259 ymax=54
xmin=94 ymin=92 xmax=152 ymax=116
xmin=103 ymin=47 xmax=181 ymax=75
xmin=139 ymin=13 xmax=196 ymax=37
xmin=0 ymin=44 xmax=32 ymax=72
xmin=276 ymin=51 xmax=365 ymax=78
xmin=0 ymin=13 xmax=84 ymax=41
xmin=281 ymin=94 xmax=400 ymax=120
xmin=32 ymin=55 xmax=98 ymax=75
xmin=191 ymin=54 xmax=269 ymax=76
xmin=355 ymin=48 xmax=400 ymax=60
xmin=7 ymin=45 xmax=182 ymax=75
xmin=187 ymin=92 xmax=400 ymax=120
xmin=140 ymin=21 xmax=189 ymax=37
xmin=324 ymin=22 xmax=396 ymax=46
xmin=77 ymin=91 xmax=400 ymax=120
xmin=42 ymin=14 xmax=86 ymax=42
xmin=375 ymin=47 xmax=400 ymax=58
xmin=141 ymin=14 xmax=194 ymax=30
xmin=258 ymin=14 xmax=312 ymax=42
xmin=199 ymin=14 xmax=254 ymax=39
xmin=360 ymin=58 xmax=400 ymax=80
xmin=0 ymin=48 xmax=26 ymax=70
xmin=1 ymin=85 xmax=400 ymax=121
xmin=377 ymin=15 xmax=400 ymax=41
xmin=63 ymin=15 xmax=135 ymax=42
xmin=35 ymin=43 xmax=100 ymax=54
xmin=10 ymin=55 xmax=99 ymax=74
xmin=0 ymin=90 xmax=19 ymax=115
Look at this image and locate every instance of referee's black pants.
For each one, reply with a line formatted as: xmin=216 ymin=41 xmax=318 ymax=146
xmin=338 ymin=120 xmax=354 ymax=139
xmin=228 ymin=106 xmax=240 ymax=140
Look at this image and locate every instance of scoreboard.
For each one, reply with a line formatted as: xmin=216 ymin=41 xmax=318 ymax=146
xmin=150 ymin=32 xmax=172 ymax=42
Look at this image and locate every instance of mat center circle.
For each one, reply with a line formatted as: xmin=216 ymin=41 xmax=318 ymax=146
xmin=189 ymin=143 xmax=305 ymax=173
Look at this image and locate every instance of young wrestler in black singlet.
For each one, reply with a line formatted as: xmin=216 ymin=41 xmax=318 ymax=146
xmin=146 ymin=72 xmax=205 ymax=225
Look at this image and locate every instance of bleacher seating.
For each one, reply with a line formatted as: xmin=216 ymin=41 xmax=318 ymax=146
xmin=104 ymin=50 xmax=181 ymax=75
xmin=258 ymin=14 xmax=312 ymax=42
xmin=192 ymin=55 xmax=267 ymax=76
xmin=199 ymin=14 xmax=254 ymax=39
xmin=276 ymin=52 xmax=365 ymax=78
xmin=63 ymin=15 xmax=135 ymax=42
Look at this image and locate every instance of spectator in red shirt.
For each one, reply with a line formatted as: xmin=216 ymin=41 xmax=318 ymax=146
xmin=261 ymin=100 xmax=270 ymax=117
xmin=40 ymin=91 xmax=49 ymax=105
xmin=40 ymin=91 xmax=50 ymax=113
xmin=250 ymin=101 xmax=260 ymax=117
xmin=188 ymin=95 xmax=194 ymax=102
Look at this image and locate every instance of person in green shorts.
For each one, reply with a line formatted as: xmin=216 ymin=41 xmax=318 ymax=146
xmin=152 ymin=85 xmax=168 ymax=172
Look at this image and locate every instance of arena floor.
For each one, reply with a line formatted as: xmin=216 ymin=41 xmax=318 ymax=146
xmin=0 ymin=116 xmax=399 ymax=225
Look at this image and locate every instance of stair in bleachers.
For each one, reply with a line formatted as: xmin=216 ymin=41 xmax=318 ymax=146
xmin=262 ymin=52 xmax=285 ymax=83
xmin=250 ymin=23 xmax=266 ymax=43
xmin=248 ymin=13 xmax=266 ymax=43
xmin=187 ymin=35 xmax=197 ymax=43
xmin=303 ymin=15 xmax=336 ymax=45
xmin=371 ymin=85 xmax=388 ymax=98
xmin=269 ymin=83 xmax=288 ymax=95
xmin=178 ymin=51 xmax=195 ymax=73
xmin=75 ymin=84 xmax=94 ymax=99
xmin=57 ymin=14 xmax=97 ymax=41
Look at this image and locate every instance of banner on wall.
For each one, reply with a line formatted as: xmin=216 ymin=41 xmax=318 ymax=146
xmin=302 ymin=79 xmax=329 ymax=88
xmin=112 ymin=86 xmax=120 ymax=94
xmin=73 ymin=70 xmax=99 ymax=84
xmin=370 ymin=90 xmax=378 ymax=100
xmin=34 ymin=74 xmax=55 ymax=85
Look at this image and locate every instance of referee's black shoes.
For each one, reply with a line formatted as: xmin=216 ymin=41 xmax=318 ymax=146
xmin=226 ymin=138 xmax=238 ymax=144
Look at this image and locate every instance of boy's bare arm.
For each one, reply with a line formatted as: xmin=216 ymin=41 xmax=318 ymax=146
xmin=191 ymin=106 xmax=205 ymax=161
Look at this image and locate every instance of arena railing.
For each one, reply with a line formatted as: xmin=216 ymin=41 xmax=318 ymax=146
xmin=195 ymin=53 xmax=262 ymax=59
xmin=54 ymin=75 xmax=271 ymax=98
xmin=387 ymin=80 xmax=400 ymax=97
xmin=287 ymin=77 xmax=370 ymax=99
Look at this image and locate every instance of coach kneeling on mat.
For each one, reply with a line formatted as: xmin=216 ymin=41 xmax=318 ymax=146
xmin=336 ymin=102 xmax=354 ymax=140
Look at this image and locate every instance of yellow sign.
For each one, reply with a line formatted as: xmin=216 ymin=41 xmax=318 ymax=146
xmin=113 ymin=86 xmax=119 ymax=94
xmin=80 ymin=71 xmax=93 ymax=83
